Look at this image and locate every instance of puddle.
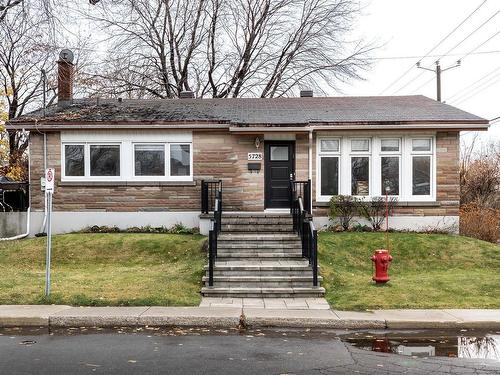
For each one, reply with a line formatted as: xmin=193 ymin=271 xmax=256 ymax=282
xmin=340 ymin=329 xmax=500 ymax=361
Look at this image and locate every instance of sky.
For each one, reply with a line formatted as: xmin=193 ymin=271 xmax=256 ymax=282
xmin=342 ymin=0 xmax=500 ymax=146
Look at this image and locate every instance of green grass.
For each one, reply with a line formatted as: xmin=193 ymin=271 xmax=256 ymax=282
xmin=0 ymin=233 xmax=206 ymax=306
xmin=319 ymin=232 xmax=500 ymax=311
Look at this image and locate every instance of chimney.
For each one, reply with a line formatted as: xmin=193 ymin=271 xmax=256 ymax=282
xmin=179 ymin=90 xmax=195 ymax=99
xmin=57 ymin=49 xmax=75 ymax=108
xmin=300 ymin=89 xmax=313 ymax=98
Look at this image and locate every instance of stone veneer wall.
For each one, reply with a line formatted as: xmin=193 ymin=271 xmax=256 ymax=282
xmin=28 ymin=130 xmax=459 ymax=217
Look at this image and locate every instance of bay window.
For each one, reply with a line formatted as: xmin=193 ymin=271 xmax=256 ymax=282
xmin=411 ymin=138 xmax=432 ymax=196
xmin=380 ymin=138 xmax=401 ymax=196
xmin=317 ymin=135 xmax=435 ymax=202
xmin=318 ymin=138 xmax=340 ymax=199
xmin=350 ymin=138 xmax=370 ymax=196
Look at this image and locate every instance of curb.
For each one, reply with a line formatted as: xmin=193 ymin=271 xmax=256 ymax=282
xmin=1 ymin=306 xmax=499 ymax=330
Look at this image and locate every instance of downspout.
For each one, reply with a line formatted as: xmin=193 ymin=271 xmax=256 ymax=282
xmin=39 ymin=132 xmax=48 ymax=234
xmin=308 ymin=129 xmax=313 ymax=212
xmin=0 ymin=135 xmax=31 ymax=241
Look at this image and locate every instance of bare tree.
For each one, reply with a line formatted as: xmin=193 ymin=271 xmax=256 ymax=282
xmin=0 ymin=3 xmax=57 ymax=156
xmin=86 ymin=0 xmax=373 ymax=98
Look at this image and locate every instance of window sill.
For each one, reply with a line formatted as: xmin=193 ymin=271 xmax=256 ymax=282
xmin=314 ymin=200 xmax=441 ymax=207
xmin=59 ymin=181 xmax=197 ymax=187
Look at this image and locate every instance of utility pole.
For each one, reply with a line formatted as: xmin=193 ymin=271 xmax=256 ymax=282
xmin=417 ymin=60 xmax=461 ymax=102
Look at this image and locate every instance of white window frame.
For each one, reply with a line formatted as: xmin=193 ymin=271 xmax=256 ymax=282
xmin=349 ymin=137 xmax=371 ymax=199
xmin=316 ymin=134 xmax=436 ymax=202
xmin=61 ymin=131 xmax=193 ymax=182
xmin=316 ymin=137 xmax=341 ymax=201
xmin=377 ymin=138 xmax=402 ymax=197
xmin=62 ymin=142 xmax=123 ymax=181
xmin=168 ymin=143 xmax=193 ymax=181
xmin=132 ymin=143 xmax=167 ymax=180
xmin=407 ymin=137 xmax=435 ymax=200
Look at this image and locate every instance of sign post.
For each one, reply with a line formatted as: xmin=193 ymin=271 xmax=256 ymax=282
xmin=45 ymin=168 xmax=55 ymax=297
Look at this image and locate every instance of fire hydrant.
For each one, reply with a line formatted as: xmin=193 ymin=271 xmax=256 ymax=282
xmin=371 ymin=249 xmax=392 ymax=283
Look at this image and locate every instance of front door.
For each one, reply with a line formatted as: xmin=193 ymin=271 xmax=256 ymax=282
xmin=264 ymin=141 xmax=295 ymax=209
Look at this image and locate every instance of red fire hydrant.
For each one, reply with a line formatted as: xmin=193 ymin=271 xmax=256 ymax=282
xmin=371 ymin=249 xmax=392 ymax=283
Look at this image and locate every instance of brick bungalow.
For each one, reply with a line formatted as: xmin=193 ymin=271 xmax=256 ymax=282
xmin=8 ymin=57 xmax=489 ymax=236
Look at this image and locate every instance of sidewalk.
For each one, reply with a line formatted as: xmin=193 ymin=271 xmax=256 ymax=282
xmin=1 ymin=304 xmax=499 ymax=330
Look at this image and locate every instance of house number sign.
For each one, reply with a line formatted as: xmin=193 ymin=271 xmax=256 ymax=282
xmin=248 ymin=152 xmax=263 ymax=161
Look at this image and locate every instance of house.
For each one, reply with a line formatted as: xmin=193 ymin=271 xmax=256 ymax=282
xmin=7 ymin=55 xmax=490 ymax=237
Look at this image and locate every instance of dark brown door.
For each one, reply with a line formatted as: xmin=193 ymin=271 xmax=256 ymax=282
xmin=264 ymin=141 xmax=295 ymax=208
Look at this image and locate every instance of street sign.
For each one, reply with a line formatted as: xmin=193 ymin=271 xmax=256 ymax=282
xmin=45 ymin=168 xmax=55 ymax=193
xmin=44 ymin=168 xmax=55 ymax=296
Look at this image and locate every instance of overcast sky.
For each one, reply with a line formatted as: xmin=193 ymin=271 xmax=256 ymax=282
xmin=343 ymin=0 xmax=499 ymax=145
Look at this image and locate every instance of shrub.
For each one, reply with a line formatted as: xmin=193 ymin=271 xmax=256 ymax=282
xmin=328 ymin=195 xmax=360 ymax=231
xmin=358 ymin=196 xmax=398 ymax=231
xmin=460 ymin=203 xmax=500 ymax=243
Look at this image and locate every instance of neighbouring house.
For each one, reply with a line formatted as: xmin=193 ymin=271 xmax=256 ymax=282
xmin=7 ymin=55 xmax=490 ymax=237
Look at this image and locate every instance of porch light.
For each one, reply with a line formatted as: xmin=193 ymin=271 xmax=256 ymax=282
xmin=254 ymin=137 xmax=261 ymax=149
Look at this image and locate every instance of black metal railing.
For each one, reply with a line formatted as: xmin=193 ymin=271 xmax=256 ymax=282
xmin=290 ymin=179 xmax=311 ymax=215
xmin=290 ymin=178 xmax=318 ymax=287
xmin=201 ymin=180 xmax=222 ymax=214
xmin=207 ymin=185 xmax=223 ymax=287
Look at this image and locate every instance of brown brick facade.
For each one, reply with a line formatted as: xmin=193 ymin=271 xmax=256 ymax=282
xmin=29 ymin=130 xmax=460 ymax=217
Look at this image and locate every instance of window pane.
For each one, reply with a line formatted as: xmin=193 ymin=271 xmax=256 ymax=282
xmin=170 ymin=144 xmax=190 ymax=176
xmin=320 ymin=139 xmax=339 ymax=152
xmin=90 ymin=145 xmax=120 ymax=176
xmin=381 ymin=157 xmax=399 ymax=195
xmin=320 ymin=157 xmax=339 ymax=196
xmin=351 ymin=139 xmax=369 ymax=152
xmin=381 ymin=139 xmax=400 ymax=152
xmin=412 ymin=156 xmax=431 ymax=195
xmin=270 ymin=146 xmax=289 ymax=161
xmin=351 ymin=157 xmax=369 ymax=195
xmin=134 ymin=144 xmax=165 ymax=176
xmin=64 ymin=145 xmax=84 ymax=176
xmin=412 ymin=139 xmax=431 ymax=152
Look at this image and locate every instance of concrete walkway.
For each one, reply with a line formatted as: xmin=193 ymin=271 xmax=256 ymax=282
xmin=0 ymin=305 xmax=499 ymax=330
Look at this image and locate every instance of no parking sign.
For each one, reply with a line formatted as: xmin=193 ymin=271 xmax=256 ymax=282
xmin=45 ymin=168 xmax=55 ymax=193
xmin=44 ymin=168 xmax=55 ymax=296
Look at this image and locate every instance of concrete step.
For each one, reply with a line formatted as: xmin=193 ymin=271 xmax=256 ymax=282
xmin=202 ymin=275 xmax=323 ymax=288
xmin=218 ymin=233 xmax=300 ymax=241
xmin=218 ymin=242 xmax=301 ymax=250
xmin=222 ymin=213 xmax=291 ymax=219
xmin=216 ymin=253 xmax=303 ymax=260
xmin=217 ymin=244 xmax=302 ymax=251
xmin=222 ymin=217 xmax=293 ymax=225
xmin=200 ymin=286 xmax=325 ymax=298
xmin=221 ymin=224 xmax=293 ymax=233
xmin=205 ymin=261 xmax=318 ymax=276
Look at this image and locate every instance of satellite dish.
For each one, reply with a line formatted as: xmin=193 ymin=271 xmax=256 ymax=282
xmin=59 ymin=49 xmax=74 ymax=64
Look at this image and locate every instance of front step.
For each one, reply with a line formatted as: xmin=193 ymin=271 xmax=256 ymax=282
xmin=201 ymin=275 xmax=323 ymax=288
xmin=201 ymin=286 xmax=325 ymax=298
xmin=202 ymin=213 xmax=324 ymax=298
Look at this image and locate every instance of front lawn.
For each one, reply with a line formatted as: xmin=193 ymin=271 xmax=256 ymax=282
xmin=0 ymin=233 xmax=206 ymax=306
xmin=319 ymin=232 xmax=500 ymax=310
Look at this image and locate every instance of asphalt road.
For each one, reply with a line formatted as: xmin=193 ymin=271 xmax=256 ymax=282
xmin=0 ymin=328 xmax=499 ymax=374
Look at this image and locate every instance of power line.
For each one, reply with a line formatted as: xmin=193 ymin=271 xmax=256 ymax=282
xmin=459 ymin=30 xmax=500 ymax=60
xmin=412 ymin=75 xmax=435 ymax=93
xmin=438 ymin=9 xmax=500 ymax=59
xmin=450 ymin=70 xmax=500 ymax=104
xmin=452 ymin=74 xmax=500 ymax=105
xmin=378 ymin=0 xmax=489 ymax=95
xmin=392 ymin=71 xmax=426 ymax=95
xmin=446 ymin=64 xmax=500 ymax=101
